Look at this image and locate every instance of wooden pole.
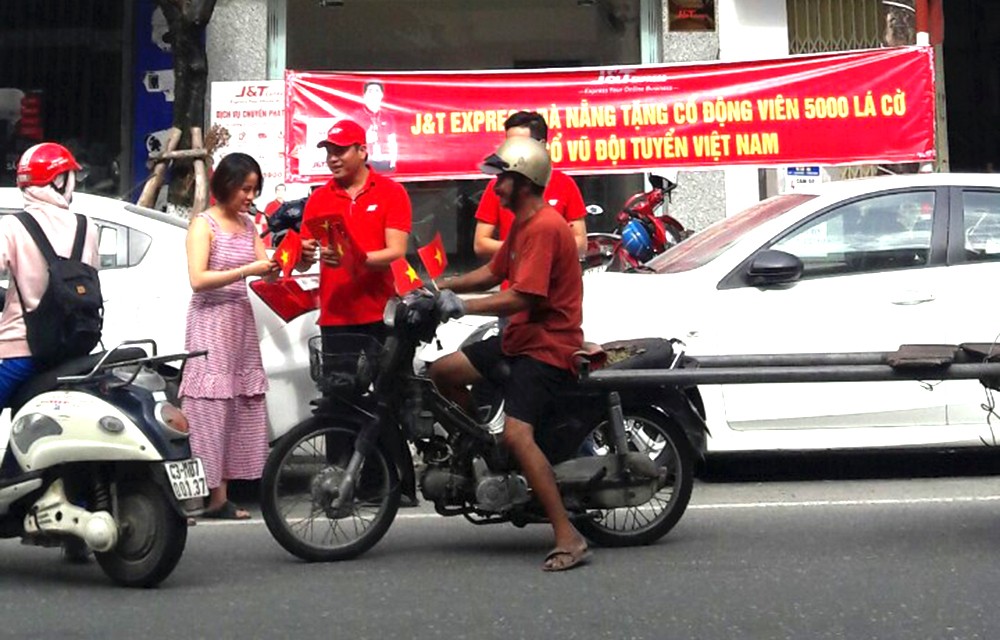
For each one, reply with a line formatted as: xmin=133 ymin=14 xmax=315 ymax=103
xmin=191 ymin=126 xmax=208 ymax=214
xmin=137 ymin=126 xmax=182 ymax=208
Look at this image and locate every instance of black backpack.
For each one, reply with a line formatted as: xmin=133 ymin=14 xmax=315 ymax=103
xmin=11 ymin=211 xmax=103 ymax=368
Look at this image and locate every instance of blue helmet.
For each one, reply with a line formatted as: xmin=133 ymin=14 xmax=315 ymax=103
xmin=621 ymin=218 xmax=654 ymax=262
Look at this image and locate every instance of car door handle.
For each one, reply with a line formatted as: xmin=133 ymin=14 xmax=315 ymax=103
xmin=891 ymin=294 xmax=936 ymax=305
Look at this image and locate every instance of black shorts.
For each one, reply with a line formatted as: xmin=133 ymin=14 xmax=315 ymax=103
xmin=462 ymin=335 xmax=574 ymax=427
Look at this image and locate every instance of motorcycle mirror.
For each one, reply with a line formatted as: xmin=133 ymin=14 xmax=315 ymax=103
xmin=649 ymin=170 xmax=680 ymax=190
xmin=585 ymin=204 xmax=604 ymax=216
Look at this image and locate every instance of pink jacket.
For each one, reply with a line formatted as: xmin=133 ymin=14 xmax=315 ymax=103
xmin=0 ymin=196 xmax=99 ymax=359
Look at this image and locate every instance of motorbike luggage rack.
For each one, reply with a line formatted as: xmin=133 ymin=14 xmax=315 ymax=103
xmin=581 ymin=343 xmax=1000 ymax=388
xmin=57 ymin=339 xmax=208 ymax=385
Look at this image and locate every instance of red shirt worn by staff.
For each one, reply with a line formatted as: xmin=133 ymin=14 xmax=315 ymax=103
xmin=489 ymin=205 xmax=584 ymax=373
xmin=475 ymin=170 xmax=585 ymax=240
xmin=301 ymin=168 xmax=412 ymax=326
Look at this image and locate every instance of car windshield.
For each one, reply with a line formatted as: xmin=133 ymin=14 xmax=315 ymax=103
xmin=648 ymin=193 xmax=817 ymax=274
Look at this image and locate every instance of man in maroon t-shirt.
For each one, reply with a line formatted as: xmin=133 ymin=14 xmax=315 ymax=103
xmin=473 ymin=111 xmax=586 ymax=260
xmin=429 ymin=137 xmax=589 ymax=572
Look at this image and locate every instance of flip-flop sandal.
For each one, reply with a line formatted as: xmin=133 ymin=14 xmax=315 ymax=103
xmin=542 ymin=546 xmax=592 ymax=572
xmin=202 ymin=501 xmax=251 ymax=520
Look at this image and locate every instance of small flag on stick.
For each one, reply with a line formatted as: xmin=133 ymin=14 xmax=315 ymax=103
xmin=416 ymin=231 xmax=448 ymax=281
xmin=274 ymin=229 xmax=302 ymax=278
xmin=390 ymin=257 xmax=424 ymax=295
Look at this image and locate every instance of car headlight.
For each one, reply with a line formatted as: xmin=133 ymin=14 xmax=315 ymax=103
xmin=383 ymin=298 xmax=399 ymax=327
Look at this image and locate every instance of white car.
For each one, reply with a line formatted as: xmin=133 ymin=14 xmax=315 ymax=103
xmin=0 ymin=189 xmax=190 ymax=356
xmin=583 ymin=173 xmax=1000 ymax=453
xmin=252 ymin=172 xmax=1000 ymax=453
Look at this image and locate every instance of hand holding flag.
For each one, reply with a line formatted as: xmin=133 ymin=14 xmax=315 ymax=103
xmin=390 ymin=257 xmax=424 ymax=295
xmin=326 ymin=213 xmax=367 ymax=274
xmin=304 ymin=216 xmax=335 ymax=247
xmin=416 ymin=231 xmax=448 ymax=281
xmin=274 ymin=229 xmax=303 ymax=278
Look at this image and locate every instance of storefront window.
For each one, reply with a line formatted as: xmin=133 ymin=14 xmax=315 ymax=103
xmin=285 ymin=0 xmax=647 ymax=272
xmin=0 ymin=0 xmax=125 ymax=195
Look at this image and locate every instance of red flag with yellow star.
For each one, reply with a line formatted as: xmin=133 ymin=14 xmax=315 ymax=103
xmin=390 ymin=257 xmax=424 ymax=295
xmin=327 ymin=213 xmax=366 ymax=273
xmin=416 ymin=232 xmax=447 ymax=280
xmin=274 ymin=229 xmax=302 ymax=278
xmin=303 ymin=215 xmax=335 ymax=247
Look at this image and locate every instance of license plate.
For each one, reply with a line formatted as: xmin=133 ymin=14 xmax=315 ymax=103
xmin=163 ymin=458 xmax=209 ymax=500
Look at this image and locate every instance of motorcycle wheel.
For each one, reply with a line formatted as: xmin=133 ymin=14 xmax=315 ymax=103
xmin=576 ymin=408 xmax=694 ymax=547
xmin=662 ymin=223 xmax=684 ymax=248
xmin=261 ymin=418 xmax=400 ymax=562
xmin=95 ymin=479 xmax=187 ymax=588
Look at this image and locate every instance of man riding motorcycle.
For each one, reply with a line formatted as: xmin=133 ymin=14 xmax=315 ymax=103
xmin=428 ymin=137 xmax=590 ymax=572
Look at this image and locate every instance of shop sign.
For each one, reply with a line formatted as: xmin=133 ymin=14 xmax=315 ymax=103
xmin=284 ymin=46 xmax=935 ymax=184
xmin=668 ymin=0 xmax=716 ymax=32
xmin=210 ymin=80 xmax=286 ymax=196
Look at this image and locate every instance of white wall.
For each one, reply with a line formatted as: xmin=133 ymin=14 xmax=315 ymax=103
xmin=718 ymin=0 xmax=789 ymax=216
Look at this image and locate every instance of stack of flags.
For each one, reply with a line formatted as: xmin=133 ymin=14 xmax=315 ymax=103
xmin=274 ymin=221 xmax=449 ymax=298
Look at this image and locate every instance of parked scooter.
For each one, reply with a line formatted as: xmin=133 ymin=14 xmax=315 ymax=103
xmin=262 ymin=196 xmax=308 ymax=246
xmin=259 ymin=289 xmax=707 ymax=562
xmin=582 ymin=172 xmax=686 ymax=275
xmin=0 ymin=341 xmax=207 ymax=587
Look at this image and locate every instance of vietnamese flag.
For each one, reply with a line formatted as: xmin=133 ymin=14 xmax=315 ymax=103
xmin=275 ymin=229 xmax=302 ymax=278
xmin=326 ymin=213 xmax=367 ymax=274
xmin=416 ymin=232 xmax=447 ymax=280
xmin=304 ymin=215 xmax=335 ymax=247
xmin=390 ymin=257 xmax=424 ymax=295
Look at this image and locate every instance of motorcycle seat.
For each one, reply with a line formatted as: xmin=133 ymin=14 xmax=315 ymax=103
xmin=8 ymin=348 xmax=150 ymax=415
xmin=573 ymin=342 xmax=608 ymax=377
xmin=601 ymin=338 xmax=678 ymax=371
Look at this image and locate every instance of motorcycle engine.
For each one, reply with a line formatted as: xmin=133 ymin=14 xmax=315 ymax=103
xmin=419 ymin=467 xmax=468 ymax=505
xmin=472 ymin=457 xmax=528 ymax=513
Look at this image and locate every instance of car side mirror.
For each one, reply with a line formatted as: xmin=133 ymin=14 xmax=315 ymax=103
xmin=746 ymin=250 xmax=803 ymax=286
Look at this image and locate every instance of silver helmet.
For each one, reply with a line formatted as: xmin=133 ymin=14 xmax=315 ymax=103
xmin=479 ymin=137 xmax=552 ymax=187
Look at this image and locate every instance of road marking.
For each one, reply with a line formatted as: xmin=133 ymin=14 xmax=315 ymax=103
xmin=690 ymin=494 xmax=1000 ymax=510
xmin=193 ymin=494 xmax=1000 ymax=527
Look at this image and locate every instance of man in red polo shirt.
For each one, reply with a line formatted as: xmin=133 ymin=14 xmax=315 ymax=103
xmin=298 ymin=118 xmax=411 ymax=341
xmin=297 ymin=118 xmax=415 ymax=504
xmin=473 ymin=111 xmax=586 ymax=260
xmin=429 ymin=137 xmax=589 ymax=572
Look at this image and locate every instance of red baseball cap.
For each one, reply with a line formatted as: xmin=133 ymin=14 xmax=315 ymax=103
xmin=317 ymin=119 xmax=366 ymax=148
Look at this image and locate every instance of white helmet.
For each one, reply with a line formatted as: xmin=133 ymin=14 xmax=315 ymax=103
xmin=479 ymin=137 xmax=551 ymax=187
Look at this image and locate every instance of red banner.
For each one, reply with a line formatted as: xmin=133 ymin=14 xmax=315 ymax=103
xmin=285 ymin=47 xmax=934 ymax=183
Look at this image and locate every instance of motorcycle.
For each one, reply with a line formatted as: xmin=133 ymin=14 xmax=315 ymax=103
xmin=0 ymin=341 xmax=207 ymax=587
xmin=262 ymin=195 xmax=308 ymax=246
xmin=259 ymin=289 xmax=707 ymax=562
xmin=582 ymin=172 xmax=686 ymax=275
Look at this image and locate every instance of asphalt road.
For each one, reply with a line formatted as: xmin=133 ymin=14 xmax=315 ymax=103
xmin=4 ymin=454 xmax=1000 ymax=639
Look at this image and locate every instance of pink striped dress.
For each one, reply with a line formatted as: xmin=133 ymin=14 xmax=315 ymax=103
xmin=179 ymin=212 xmax=268 ymax=488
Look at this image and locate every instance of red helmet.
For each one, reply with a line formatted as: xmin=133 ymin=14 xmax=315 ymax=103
xmin=16 ymin=142 xmax=81 ymax=188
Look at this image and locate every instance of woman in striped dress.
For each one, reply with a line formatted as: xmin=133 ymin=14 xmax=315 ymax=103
xmin=181 ymin=153 xmax=279 ymax=519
